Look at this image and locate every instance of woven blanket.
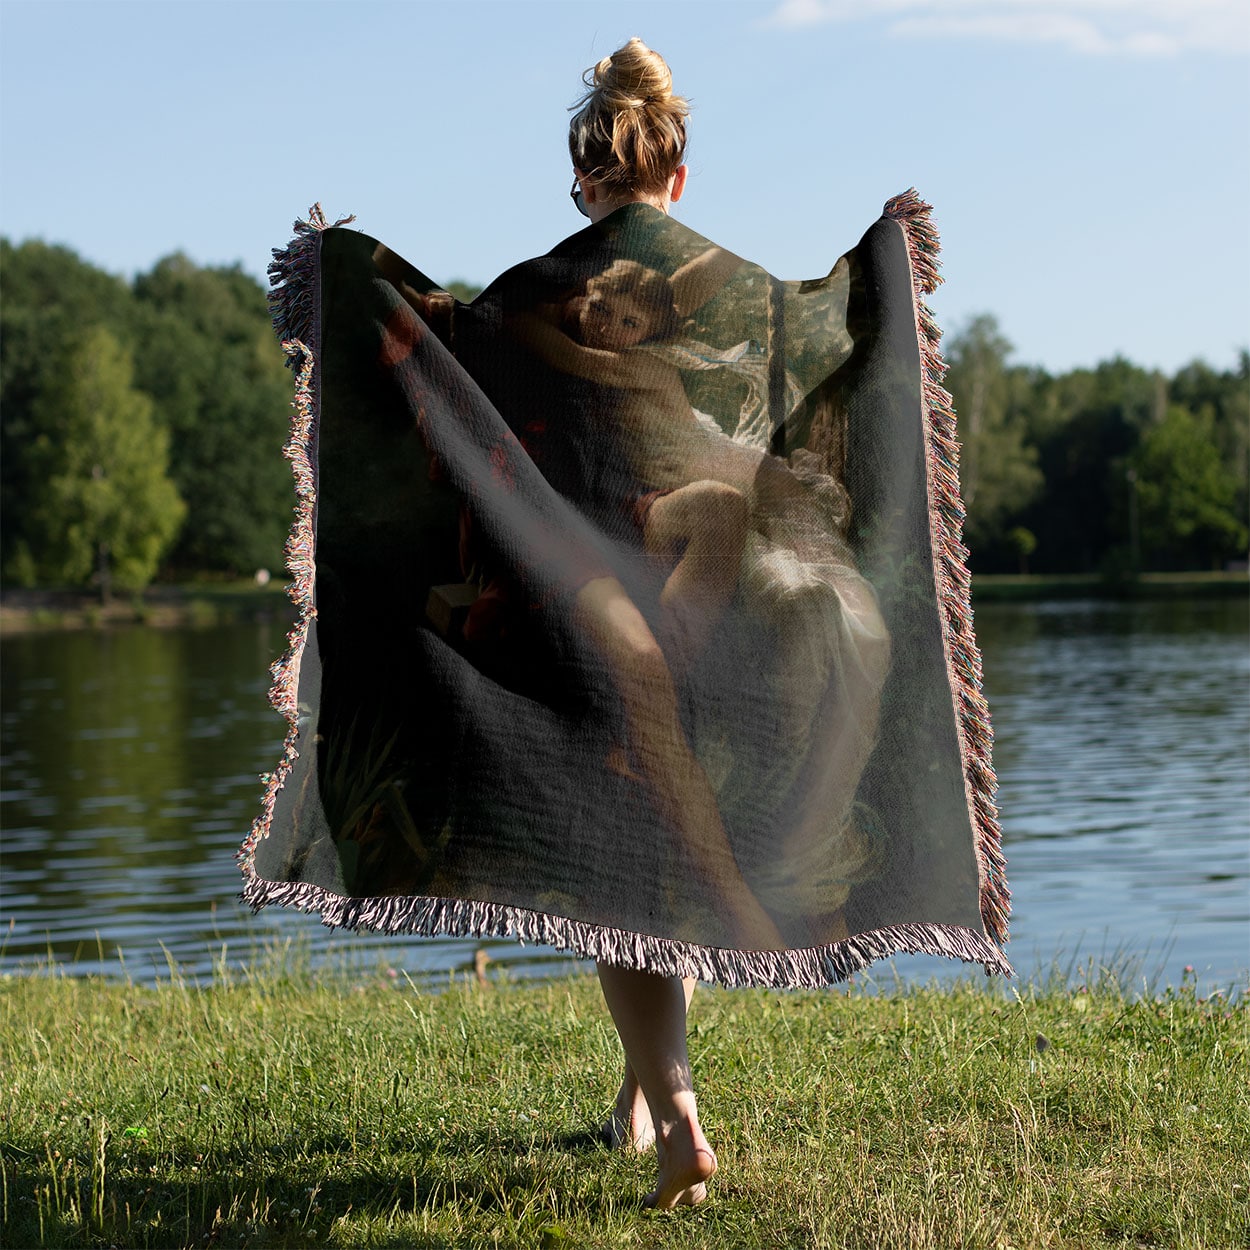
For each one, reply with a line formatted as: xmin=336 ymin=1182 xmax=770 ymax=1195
xmin=239 ymin=193 xmax=1011 ymax=987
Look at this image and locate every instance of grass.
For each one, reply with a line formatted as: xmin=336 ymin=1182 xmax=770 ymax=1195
xmin=1 ymin=960 xmax=1246 ymax=1249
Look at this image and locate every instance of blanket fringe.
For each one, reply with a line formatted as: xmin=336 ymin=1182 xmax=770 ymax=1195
xmin=235 ymin=340 xmax=318 ymax=873
xmin=883 ymin=189 xmax=1011 ymax=947
xmin=240 ymin=871 xmax=1013 ymax=988
xmin=240 ymin=205 xmax=352 ymax=874
xmin=266 ymin=204 xmax=355 ymax=355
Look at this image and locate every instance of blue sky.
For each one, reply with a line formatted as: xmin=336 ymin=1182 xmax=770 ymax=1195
xmin=2 ymin=0 xmax=1247 ymax=375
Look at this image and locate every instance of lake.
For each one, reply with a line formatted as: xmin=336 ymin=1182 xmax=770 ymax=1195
xmin=2 ymin=597 xmax=1246 ymax=994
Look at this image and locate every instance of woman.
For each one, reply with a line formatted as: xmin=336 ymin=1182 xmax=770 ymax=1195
xmin=248 ymin=30 xmax=1010 ymax=1219
xmin=385 ymin=35 xmax=783 ymax=1206
xmin=564 ymin=36 xmax=750 ymax=1210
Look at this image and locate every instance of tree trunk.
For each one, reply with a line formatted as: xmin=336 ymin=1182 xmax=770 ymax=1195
xmin=97 ymin=541 xmax=112 ymax=606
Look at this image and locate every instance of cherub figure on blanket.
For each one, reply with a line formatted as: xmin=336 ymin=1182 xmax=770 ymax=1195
xmin=512 ymin=247 xmax=760 ymax=673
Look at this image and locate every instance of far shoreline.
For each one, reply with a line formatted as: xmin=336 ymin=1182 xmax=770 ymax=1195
xmin=0 ymin=581 xmax=294 ymax=635
xmin=970 ymin=569 xmax=1248 ymax=602
xmin=0 ymin=570 xmax=1245 ymax=635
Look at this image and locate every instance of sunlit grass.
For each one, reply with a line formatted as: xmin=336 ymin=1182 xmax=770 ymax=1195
xmin=2 ymin=958 xmax=1245 ymax=1248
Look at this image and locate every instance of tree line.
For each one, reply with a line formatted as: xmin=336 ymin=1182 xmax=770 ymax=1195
xmin=2 ymin=239 xmax=294 ymax=597
xmin=1 ymin=238 xmax=1245 ymax=596
xmin=945 ymin=315 xmax=1247 ymax=575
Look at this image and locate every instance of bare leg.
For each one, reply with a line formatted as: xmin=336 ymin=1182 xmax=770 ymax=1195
xmin=603 ymin=977 xmax=696 ymax=1151
xmin=644 ymin=481 xmax=748 ymax=675
xmin=573 ymin=578 xmax=782 ymax=949
xmin=597 ymin=964 xmax=716 ymax=1208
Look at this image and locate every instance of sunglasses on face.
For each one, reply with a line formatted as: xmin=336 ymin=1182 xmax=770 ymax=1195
xmin=570 ymin=177 xmax=589 ymax=218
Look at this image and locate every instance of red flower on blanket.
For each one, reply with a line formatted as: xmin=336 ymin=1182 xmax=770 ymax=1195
xmin=489 ymin=433 xmax=521 ymax=493
xmin=379 ymin=304 xmax=425 ymax=368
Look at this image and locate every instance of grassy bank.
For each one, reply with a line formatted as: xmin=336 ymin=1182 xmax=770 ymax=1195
xmin=4 ymin=572 xmax=1245 ymax=640
xmin=0 ymin=582 xmax=295 ymax=635
xmin=1 ymin=570 xmax=1245 ymax=634
xmin=970 ymin=570 xmax=1248 ymax=602
xmin=2 ymin=965 xmax=1245 ymax=1249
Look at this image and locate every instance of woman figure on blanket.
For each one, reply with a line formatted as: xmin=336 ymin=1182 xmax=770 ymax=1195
xmin=510 ymin=253 xmax=889 ymax=740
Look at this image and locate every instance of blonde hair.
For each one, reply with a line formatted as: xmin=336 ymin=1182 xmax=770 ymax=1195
xmin=587 ymin=260 xmax=681 ymax=342
xmin=568 ymin=38 xmax=689 ymax=197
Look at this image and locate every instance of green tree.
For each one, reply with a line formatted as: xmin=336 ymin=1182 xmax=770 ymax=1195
xmin=1007 ymin=526 xmax=1037 ymax=574
xmin=1169 ymin=353 xmax=1250 ymax=538
xmin=1132 ymin=405 xmax=1247 ymax=569
xmin=444 ymin=280 xmax=483 ymax=303
xmin=943 ymin=315 xmax=1043 ymax=559
xmin=1021 ymin=357 xmax=1161 ymax=573
xmin=22 ymin=327 xmax=185 ymax=598
xmin=132 ymin=255 xmax=292 ymax=574
xmin=1 ymin=239 xmax=139 ymax=579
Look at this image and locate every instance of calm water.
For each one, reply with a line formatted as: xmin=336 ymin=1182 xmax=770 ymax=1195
xmin=2 ymin=598 xmax=1247 ymax=992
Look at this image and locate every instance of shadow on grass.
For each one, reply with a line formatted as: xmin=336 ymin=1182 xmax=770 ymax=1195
xmin=8 ymin=1125 xmax=633 ymax=1250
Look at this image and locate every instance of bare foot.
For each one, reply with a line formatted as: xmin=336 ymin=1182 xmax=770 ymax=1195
xmin=645 ymin=1117 xmax=717 ymax=1209
xmin=602 ymin=1074 xmax=655 ymax=1151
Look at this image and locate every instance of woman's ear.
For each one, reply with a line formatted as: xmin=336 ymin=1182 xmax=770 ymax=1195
xmin=574 ymin=168 xmax=599 ymax=205
xmin=669 ymin=165 xmax=688 ymax=203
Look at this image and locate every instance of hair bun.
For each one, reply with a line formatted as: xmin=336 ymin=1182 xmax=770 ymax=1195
xmin=594 ymin=36 xmax=673 ymax=109
xmin=569 ymin=38 xmax=689 ymax=196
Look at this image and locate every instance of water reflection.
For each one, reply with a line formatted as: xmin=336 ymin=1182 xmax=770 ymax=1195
xmin=969 ymin=597 xmax=1249 ymax=990
xmin=1 ymin=599 xmax=1246 ymax=990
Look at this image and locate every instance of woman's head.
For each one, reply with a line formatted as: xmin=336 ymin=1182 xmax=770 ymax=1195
xmin=568 ymin=38 xmax=688 ymax=200
xmin=579 ymin=260 xmax=680 ymax=351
